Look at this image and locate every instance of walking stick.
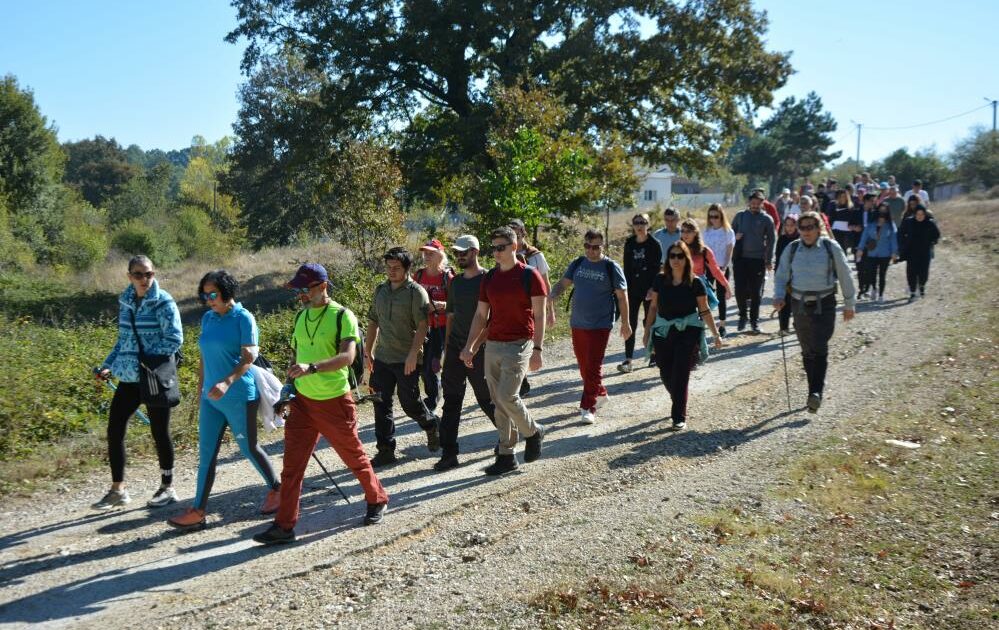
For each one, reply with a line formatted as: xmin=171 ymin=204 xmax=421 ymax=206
xmin=773 ymin=317 xmax=793 ymax=413
xmin=94 ymin=368 xmax=150 ymax=425
xmin=311 ymin=452 xmax=350 ymax=503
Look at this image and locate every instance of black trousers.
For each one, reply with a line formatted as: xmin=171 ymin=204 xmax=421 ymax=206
xmin=733 ymin=257 xmax=766 ymax=324
xmin=863 ymin=257 xmax=890 ymax=296
xmin=421 ymin=326 xmax=446 ymax=410
xmin=107 ymin=381 xmax=173 ymax=484
xmin=652 ymin=326 xmax=700 ymax=423
xmin=440 ymin=343 xmax=496 ymax=455
xmin=623 ymin=290 xmax=652 ymax=359
xmin=709 ymin=267 xmax=730 ymax=321
xmin=370 ymin=358 xmax=438 ymax=454
xmin=906 ymin=255 xmax=931 ymax=293
xmin=791 ymin=295 xmax=836 ymax=395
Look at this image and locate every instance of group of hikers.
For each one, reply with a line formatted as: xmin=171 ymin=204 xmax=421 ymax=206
xmin=92 ymin=178 xmax=941 ymax=545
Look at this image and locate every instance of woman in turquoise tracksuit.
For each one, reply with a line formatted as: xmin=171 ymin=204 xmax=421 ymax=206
xmin=168 ymin=269 xmax=280 ymax=530
xmin=855 ymin=207 xmax=898 ymax=303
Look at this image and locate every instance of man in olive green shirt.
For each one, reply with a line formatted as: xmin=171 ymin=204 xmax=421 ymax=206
xmin=364 ymin=247 xmax=441 ymax=466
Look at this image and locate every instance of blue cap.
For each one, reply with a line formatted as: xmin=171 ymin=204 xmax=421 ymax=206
xmin=287 ymin=263 xmax=329 ymax=288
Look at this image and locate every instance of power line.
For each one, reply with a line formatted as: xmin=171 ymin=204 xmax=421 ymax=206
xmin=863 ymin=104 xmax=992 ymax=131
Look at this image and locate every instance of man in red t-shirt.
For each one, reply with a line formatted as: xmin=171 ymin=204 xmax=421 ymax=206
xmin=460 ymin=226 xmax=547 ymax=476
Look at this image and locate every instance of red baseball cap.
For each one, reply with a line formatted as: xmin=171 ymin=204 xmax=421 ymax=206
xmin=419 ymin=239 xmax=444 ymax=252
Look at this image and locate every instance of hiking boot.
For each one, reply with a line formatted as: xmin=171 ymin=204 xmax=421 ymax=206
xmin=647 ymin=354 xmax=657 ymax=368
xmin=737 ymin=318 xmax=747 ymax=332
xmin=370 ymin=450 xmax=398 ymax=468
xmin=92 ymin=489 xmax=131 ymax=510
xmin=750 ymin=321 xmax=760 ymax=334
xmin=718 ymin=325 xmax=727 ymax=338
xmin=524 ymin=425 xmax=545 ymax=463
xmin=168 ymin=507 xmax=206 ymax=531
xmin=252 ymin=523 xmax=296 ymax=545
xmin=671 ymin=420 xmax=686 ymax=431
xmin=807 ymin=393 xmax=822 ymax=413
xmin=617 ymin=361 xmax=633 ymax=373
xmin=364 ymin=502 xmax=387 ymax=525
xmin=433 ymin=452 xmax=460 ymax=472
xmin=261 ymin=489 xmax=281 ymax=515
xmin=425 ymin=425 xmax=441 ymax=452
xmin=580 ymin=409 xmax=596 ymax=424
xmin=147 ymin=486 xmax=177 ymax=508
xmin=484 ymin=454 xmax=518 ymax=476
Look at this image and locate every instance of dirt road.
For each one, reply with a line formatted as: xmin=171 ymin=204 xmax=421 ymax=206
xmin=0 ymin=250 xmax=980 ymax=629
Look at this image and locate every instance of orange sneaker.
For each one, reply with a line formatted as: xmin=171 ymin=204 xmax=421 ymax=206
xmin=261 ymin=489 xmax=281 ymax=515
xmin=168 ymin=507 xmax=206 ymax=531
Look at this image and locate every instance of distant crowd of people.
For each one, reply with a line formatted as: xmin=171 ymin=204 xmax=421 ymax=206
xmin=91 ymin=173 xmax=940 ymax=545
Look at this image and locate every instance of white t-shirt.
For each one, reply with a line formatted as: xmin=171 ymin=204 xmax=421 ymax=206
xmin=525 ymin=250 xmax=550 ymax=283
xmin=703 ymin=227 xmax=736 ymax=268
xmin=903 ymin=189 xmax=929 ymax=203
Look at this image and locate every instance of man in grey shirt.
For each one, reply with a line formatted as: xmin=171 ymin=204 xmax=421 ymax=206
xmin=773 ymin=211 xmax=856 ymax=413
xmin=652 ymin=207 xmax=681 ymax=264
xmin=731 ymin=191 xmax=776 ymax=333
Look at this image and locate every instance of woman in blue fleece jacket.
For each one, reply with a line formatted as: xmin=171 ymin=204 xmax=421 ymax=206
xmin=856 ymin=207 xmax=898 ymax=302
xmin=94 ymin=255 xmax=183 ymax=510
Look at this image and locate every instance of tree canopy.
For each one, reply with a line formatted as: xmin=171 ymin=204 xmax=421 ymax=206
xmin=952 ymin=127 xmax=999 ymax=189
xmin=228 ymin=0 xmax=791 ymax=200
xmin=63 ymin=135 xmax=138 ymax=207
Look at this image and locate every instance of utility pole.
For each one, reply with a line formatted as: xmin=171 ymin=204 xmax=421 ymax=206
xmin=855 ymin=122 xmax=862 ymax=164
xmin=986 ymin=97 xmax=997 ymax=131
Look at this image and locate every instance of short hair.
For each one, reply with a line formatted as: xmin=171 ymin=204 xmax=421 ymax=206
xmin=127 ymin=255 xmax=153 ymax=272
xmin=863 ymin=192 xmax=877 ymax=201
xmin=913 ymin=179 xmax=923 ymax=186
xmin=584 ymin=229 xmax=604 ymax=242
xmin=198 ymin=269 xmax=238 ymax=303
xmin=508 ymin=218 xmax=526 ymax=232
xmin=797 ymin=211 xmax=826 ymax=235
xmin=663 ymin=207 xmax=679 ymax=217
xmin=490 ymin=226 xmax=517 ymax=244
xmin=383 ymin=246 xmax=414 ymax=271
xmin=827 ymin=178 xmax=837 ymax=185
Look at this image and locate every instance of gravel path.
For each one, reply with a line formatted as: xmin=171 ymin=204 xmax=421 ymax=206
xmin=0 ymin=250 xmax=978 ymax=629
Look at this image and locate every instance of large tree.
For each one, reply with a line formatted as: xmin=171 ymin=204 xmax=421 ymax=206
xmin=729 ymin=92 xmax=840 ymax=193
xmin=228 ymin=0 xmax=791 ymax=198
xmin=951 ymin=127 xmax=999 ymax=189
xmin=63 ymin=136 xmax=138 ymax=207
xmin=0 ymin=75 xmax=65 ymax=215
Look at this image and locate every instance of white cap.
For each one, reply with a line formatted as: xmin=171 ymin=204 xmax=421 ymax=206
xmin=451 ymin=235 xmax=480 ymax=251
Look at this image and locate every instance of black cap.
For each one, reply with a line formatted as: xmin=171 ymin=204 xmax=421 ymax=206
xmin=913 ymin=179 xmax=922 ymax=186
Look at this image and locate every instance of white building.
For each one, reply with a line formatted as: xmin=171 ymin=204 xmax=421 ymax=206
xmin=634 ymin=164 xmax=674 ymax=210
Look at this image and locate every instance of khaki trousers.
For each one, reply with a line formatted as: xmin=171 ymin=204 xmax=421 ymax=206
xmin=483 ymin=339 xmax=539 ymax=455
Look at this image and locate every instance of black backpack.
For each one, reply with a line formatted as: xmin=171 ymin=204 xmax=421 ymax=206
xmin=292 ymin=307 xmax=365 ymax=389
xmin=483 ymin=263 xmax=537 ymax=299
xmin=564 ymin=256 xmax=621 ymax=320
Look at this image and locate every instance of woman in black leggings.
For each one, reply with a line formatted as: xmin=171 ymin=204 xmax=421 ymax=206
xmin=94 ymin=255 xmax=183 ymax=510
xmin=618 ymin=213 xmax=662 ymax=373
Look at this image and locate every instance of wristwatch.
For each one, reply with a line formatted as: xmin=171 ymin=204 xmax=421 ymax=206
xmin=307 ymin=363 xmax=318 ymax=374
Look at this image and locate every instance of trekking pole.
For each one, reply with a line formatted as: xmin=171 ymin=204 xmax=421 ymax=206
xmin=310 ymin=452 xmax=350 ymax=503
xmin=93 ymin=368 xmax=150 ymax=425
xmin=771 ymin=317 xmax=793 ymax=413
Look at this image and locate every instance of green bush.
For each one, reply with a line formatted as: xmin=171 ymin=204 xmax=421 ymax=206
xmin=171 ymin=205 xmax=220 ymax=261
xmin=111 ymin=220 xmax=158 ymax=257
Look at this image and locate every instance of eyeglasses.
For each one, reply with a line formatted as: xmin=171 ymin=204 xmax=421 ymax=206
xmin=130 ymin=271 xmax=154 ymax=280
xmin=491 ymin=242 xmax=511 ymax=253
xmin=200 ymin=291 xmax=219 ymax=301
xmin=798 ymin=224 xmax=819 ymax=232
xmin=668 ymin=253 xmax=686 ymax=260
xmin=583 ymin=243 xmax=603 ymax=250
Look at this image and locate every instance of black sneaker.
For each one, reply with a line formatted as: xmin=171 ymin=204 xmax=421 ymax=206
xmin=252 ymin=523 xmax=296 ymax=545
xmin=718 ymin=325 xmax=727 ymax=338
xmin=737 ymin=318 xmax=747 ymax=332
xmin=524 ymin=425 xmax=545 ymax=463
xmin=750 ymin=321 xmax=760 ymax=334
xmin=807 ymin=393 xmax=822 ymax=413
xmin=363 ymin=502 xmax=387 ymax=525
xmin=647 ymin=353 xmax=657 ymax=368
xmin=370 ymin=451 xmax=398 ymax=467
xmin=433 ymin=453 xmax=460 ymax=471
xmin=519 ymin=378 xmax=531 ymax=397
xmin=484 ymin=454 xmax=518 ymax=476
xmin=425 ymin=425 xmax=441 ymax=452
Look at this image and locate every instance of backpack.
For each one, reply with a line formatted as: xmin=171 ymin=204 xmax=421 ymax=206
xmin=787 ymin=238 xmax=838 ymax=295
xmin=483 ymin=263 xmax=537 ymax=299
xmin=415 ymin=267 xmax=454 ymax=320
xmin=564 ymin=256 xmax=621 ymax=320
xmin=292 ymin=306 xmax=365 ymax=389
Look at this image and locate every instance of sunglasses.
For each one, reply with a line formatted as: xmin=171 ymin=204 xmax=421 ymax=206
xmin=491 ymin=242 xmax=511 ymax=253
xmin=632 ymin=220 xmax=649 ymax=226
xmin=290 ymin=283 xmax=321 ymax=295
xmin=583 ymin=243 xmax=602 ymax=250
xmin=708 ymin=214 xmax=721 ymax=219
xmin=130 ymin=271 xmax=154 ymax=280
xmin=668 ymin=252 xmax=686 ymax=260
xmin=200 ymin=291 xmax=219 ymax=301
xmin=798 ymin=223 xmax=819 ymax=232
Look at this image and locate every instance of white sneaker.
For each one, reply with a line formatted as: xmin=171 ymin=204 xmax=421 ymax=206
xmin=147 ymin=486 xmax=178 ymax=508
xmin=877 ymin=294 xmax=885 ymax=303
xmin=580 ymin=409 xmax=596 ymax=424
xmin=594 ymin=394 xmax=610 ymax=410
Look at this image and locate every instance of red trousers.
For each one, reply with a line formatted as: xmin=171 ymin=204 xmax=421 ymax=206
xmin=276 ymin=392 xmax=388 ymax=530
xmin=571 ymin=327 xmax=612 ymax=411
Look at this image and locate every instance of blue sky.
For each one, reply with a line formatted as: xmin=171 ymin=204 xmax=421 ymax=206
xmin=2 ymin=0 xmax=996 ymax=165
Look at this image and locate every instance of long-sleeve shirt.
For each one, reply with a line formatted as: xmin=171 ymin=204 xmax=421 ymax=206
xmin=690 ymin=246 xmax=731 ymax=294
xmin=732 ymin=209 xmax=776 ymax=265
xmin=101 ymin=280 xmax=184 ymax=383
xmin=651 ymin=227 xmax=680 ymax=264
xmin=703 ymin=227 xmax=735 ymax=268
xmin=898 ymin=217 xmax=941 ymax=259
xmin=773 ymin=236 xmax=857 ymax=310
xmin=857 ymin=223 xmax=898 ymax=258
xmin=622 ymin=234 xmax=662 ymax=296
